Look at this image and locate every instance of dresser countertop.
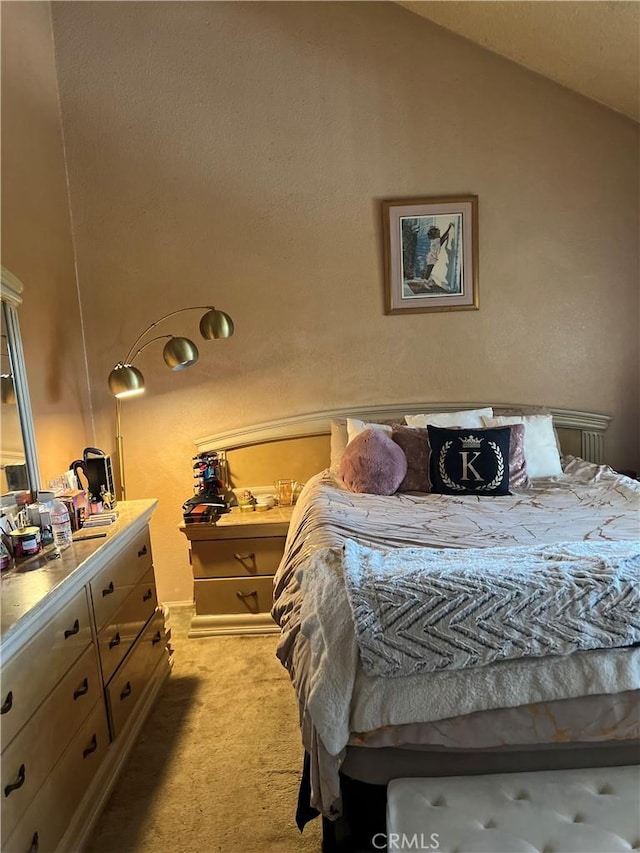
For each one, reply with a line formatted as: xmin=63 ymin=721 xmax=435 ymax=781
xmin=1 ymin=499 xmax=157 ymax=652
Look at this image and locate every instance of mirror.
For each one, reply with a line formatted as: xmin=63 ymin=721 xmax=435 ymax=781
xmin=1 ymin=267 xmax=41 ymax=496
xmin=1 ymin=305 xmax=25 ymax=492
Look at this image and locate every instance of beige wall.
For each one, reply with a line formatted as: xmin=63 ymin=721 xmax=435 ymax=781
xmin=1 ymin=1 xmax=94 ymax=485
xmin=3 ymin=2 xmax=638 ymax=603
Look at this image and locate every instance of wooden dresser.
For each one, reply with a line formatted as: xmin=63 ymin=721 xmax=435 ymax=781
xmin=0 ymin=500 xmax=170 ymax=853
xmin=180 ymin=506 xmax=293 ymax=637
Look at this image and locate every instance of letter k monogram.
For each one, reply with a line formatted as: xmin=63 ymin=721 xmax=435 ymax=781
xmin=460 ymin=451 xmax=483 ymax=481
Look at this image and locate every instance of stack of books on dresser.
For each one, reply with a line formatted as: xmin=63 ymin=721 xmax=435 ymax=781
xmin=82 ymin=510 xmax=119 ymax=528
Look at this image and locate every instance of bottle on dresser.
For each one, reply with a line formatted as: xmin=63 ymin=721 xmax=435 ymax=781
xmin=50 ymin=499 xmax=73 ymax=549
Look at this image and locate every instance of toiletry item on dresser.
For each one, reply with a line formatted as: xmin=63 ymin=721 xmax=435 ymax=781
xmin=82 ymin=510 xmax=118 ymax=528
xmin=1 ymin=513 xmax=18 ymax=564
xmin=38 ymin=505 xmax=54 ymax=545
xmin=31 ymin=491 xmax=58 ymax=546
xmin=60 ymin=490 xmax=89 ymax=531
xmin=9 ymin=526 xmax=42 ymax=557
xmin=26 ymin=500 xmax=54 ymax=545
xmin=26 ymin=503 xmax=42 ymax=528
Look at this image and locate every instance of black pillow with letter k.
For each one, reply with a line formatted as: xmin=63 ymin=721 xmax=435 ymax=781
xmin=427 ymin=426 xmax=511 ymax=496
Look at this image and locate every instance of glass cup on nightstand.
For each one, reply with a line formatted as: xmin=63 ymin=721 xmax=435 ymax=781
xmin=274 ymin=479 xmax=296 ymax=507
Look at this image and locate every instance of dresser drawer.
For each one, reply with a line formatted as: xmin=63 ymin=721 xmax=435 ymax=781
xmin=191 ymin=536 xmax=285 ymax=578
xmin=0 ymin=588 xmax=92 ymax=752
xmin=194 ymin=576 xmax=275 ymax=616
xmin=3 ymin=700 xmax=109 ymax=853
xmin=105 ymin=610 xmax=167 ymax=739
xmin=97 ymin=566 xmax=158 ymax=684
xmin=0 ymin=643 xmax=102 ymax=844
xmin=89 ymin=527 xmax=153 ymax=632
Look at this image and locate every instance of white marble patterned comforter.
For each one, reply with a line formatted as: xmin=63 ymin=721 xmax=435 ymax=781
xmin=271 ymin=458 xmax=640 ymax=816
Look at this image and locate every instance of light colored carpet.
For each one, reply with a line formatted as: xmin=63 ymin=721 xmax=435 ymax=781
xmin=85 ymin=608 xmax=322 ymax=853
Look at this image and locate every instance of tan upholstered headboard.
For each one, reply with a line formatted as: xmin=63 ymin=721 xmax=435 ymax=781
xmin=194 ymin=403 xmax=611 ymax=489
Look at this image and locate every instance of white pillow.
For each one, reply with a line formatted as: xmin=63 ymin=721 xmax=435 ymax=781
xmin=481 ymin=414 xmax=563 ymax=478
xmin=346 ymin=418 xmax=393 ymax=444
xmin=330 ymin=420 xmax=349 ymax=473
xmin=405 ymin=407 xmax=494 ymax=429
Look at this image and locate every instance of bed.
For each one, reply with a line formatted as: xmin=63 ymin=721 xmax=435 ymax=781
xmin=196 ymin=403 xmax=640 ymax=851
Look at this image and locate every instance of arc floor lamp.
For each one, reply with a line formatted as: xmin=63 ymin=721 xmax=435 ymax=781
xmin=108 ymin=305 xmax=234 ymax=499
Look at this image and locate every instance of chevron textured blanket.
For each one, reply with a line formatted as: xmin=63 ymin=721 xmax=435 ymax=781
xmin=342 ymin=539 xmax=640 ymax=677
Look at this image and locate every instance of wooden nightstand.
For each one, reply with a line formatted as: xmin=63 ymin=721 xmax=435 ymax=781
xmin=180 ymin=506 xmax=294 ymax=638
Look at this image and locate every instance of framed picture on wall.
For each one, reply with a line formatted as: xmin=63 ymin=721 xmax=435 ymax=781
xmin=382 ymin=195 xmax=479 ymax=314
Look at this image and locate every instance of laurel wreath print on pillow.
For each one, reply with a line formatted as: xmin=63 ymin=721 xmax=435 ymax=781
xmin=427 ymin=425 xmax=512 ymax=496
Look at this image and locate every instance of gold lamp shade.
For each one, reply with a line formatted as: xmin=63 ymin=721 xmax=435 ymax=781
xmin=108 ymin=364 xmax=145 ymax=398
xmin=200 ymin=308 xmax=234 ymax=340
xmin=107 ymin=305 xmax=234 ymax=397
xmin=163 ymin=336 xmax=199 ymax=370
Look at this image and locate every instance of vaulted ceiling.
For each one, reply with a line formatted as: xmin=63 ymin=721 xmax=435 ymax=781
xmin=397 ymin=1 xmax=639 ymax=122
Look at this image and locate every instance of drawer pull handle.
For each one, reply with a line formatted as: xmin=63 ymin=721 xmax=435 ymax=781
xmin=29 ymin=831 xmax=39 ymax=853
xmin=109 ymin=632 xmax=121 ymax=649
xmin=143 ymin=589 xmax=153 ymax=602
xmin=73 ymin=678 xmax=89 ymax=700
xmin=64 ymin=619 xmax=80 ymax=639
xmin=120 ymin=681 xmax=132 ymax=701
xmin=102 ymin=581 xmax=115 ymax=597
xmin=152 ymin=631 xmax=162 ymax=645
xmin=4 ymin=763 xmax=25 ymax=797
xmin=236 ymin=590 xmax=259 ymax=613
xmin=138 ymin=544 xmax=148 ymax=558
xmin=82 ymin=734 xmax=98 ymax=758
xmin=1 ymin=690 xmax=13 ymax=715
xmin=234 ymin=552 xmax=256 ymax=562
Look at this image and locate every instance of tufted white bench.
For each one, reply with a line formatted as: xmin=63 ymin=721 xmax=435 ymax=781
xmin=386 ymin=765 xmax=640 ymax=852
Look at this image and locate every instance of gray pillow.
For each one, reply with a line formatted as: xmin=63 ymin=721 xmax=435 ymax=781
xmin=507 ymin=422 xmax=530 ymax=489
xmin=339 ymin=429 xmax=407 ymax=495
xmin=391 ymin=426 xmax=431 ymax=492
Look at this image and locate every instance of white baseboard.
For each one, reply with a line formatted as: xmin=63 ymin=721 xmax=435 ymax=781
xmin=188 ymin=612 xmax=278 ymax=638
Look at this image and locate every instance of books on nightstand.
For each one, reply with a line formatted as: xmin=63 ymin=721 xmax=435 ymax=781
xmin=82 ymin=510 xmax=119 ymax=528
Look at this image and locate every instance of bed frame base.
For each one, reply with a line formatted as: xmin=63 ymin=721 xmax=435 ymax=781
xmin=320 ymin=741 xmax=640 ymax=852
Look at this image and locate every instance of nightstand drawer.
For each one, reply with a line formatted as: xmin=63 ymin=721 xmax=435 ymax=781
xmin=0 ymin=588 xmax=92 ymax=752
xmin=194 ymin=576 xmax=275 ymax=615
xmin=3 ymin=699 xmax=109 ymax=853
xmin=105 ymin=610 xmax=167 ymax=739
xmin=191 ymin=536 xmax=285 ymax=578
xmin=97 ymin=566 xmax=157 ymax=684
xmin=0 ymin=645 xmax=102 ymax=844
xmin=89 ymin=527 xmax=153 ymax=632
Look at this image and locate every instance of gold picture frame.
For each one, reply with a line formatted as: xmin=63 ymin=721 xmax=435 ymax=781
xmin=383 ymin=195 xmax=479 ymax=314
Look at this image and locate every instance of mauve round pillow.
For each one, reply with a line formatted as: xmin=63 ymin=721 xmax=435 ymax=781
xmin=338 ymin=429 xmax=407 ymax=495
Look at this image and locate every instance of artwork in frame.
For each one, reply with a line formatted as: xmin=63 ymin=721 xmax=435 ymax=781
xmin=383 ymin=196 xmax=479 ymax=314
